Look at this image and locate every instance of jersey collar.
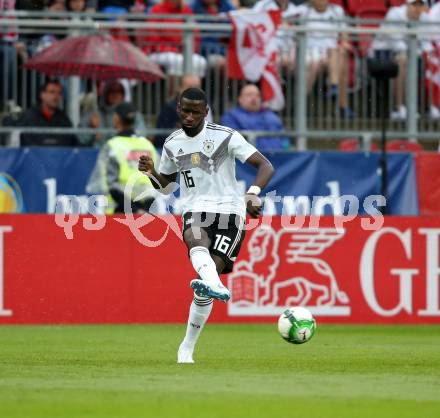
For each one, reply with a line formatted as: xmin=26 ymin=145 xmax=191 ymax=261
xmin=185 ymin=121 xmax=207 ymax=141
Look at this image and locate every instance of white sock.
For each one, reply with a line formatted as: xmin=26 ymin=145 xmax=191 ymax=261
xmin=181 ymin=294 xmax=213 ymax=350
xmin=189 ymin=246 xmax=221 ymax=285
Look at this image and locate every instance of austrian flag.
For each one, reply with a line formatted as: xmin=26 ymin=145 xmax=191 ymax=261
xmin=228 ymin=10 xmax=284 ymax=111
xmin=424 ymin=42 xmax=440 ymax=108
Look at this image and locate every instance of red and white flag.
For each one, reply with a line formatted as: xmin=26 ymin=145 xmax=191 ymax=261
xmin=424 ymin=42 xmax=440 ymax=108
xmin=228 ymin=10 xmax=284 ymax=111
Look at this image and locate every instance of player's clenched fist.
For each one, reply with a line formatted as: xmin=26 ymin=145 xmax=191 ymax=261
xmin=138 ymin=155 xmax=155 ymax=174
xmin=245 ymin=193 xmax=262 ymax=218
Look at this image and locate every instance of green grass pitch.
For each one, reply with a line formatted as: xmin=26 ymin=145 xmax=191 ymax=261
xmin=0 ymin=324 xmax=439 ymax=418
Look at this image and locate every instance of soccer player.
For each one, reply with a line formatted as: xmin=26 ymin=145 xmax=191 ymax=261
xmin=138 ymin=88 xmax=274 ymax=363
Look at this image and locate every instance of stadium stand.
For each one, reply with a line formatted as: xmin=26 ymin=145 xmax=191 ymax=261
xmin=386 ymin=139 xmax=424 ymax=152
xmin=329 ymin=0 xmax=346 ymax=8
xmin=1 ymin=2 xmax=440 ymax=150
xmin=339 ymin=138 xmax=379 ymax=151
xmin=387 ymin=0 xmax=406 ymax=6
xmin=346 ymin=0 xmax=386 ymax=15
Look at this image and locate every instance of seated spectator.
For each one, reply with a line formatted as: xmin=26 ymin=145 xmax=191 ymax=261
xmin=98 ymin=1 xmax=134 ymax=41
xmin=430 ymin=0 xmax=440 ymax=27
xmin=46 ymin=0 xmax=65 ymax=11
xmin=371 ymin=0 xmax=434 ymax=120
xmin=130 ymin=0 xmax=148 ymax=13
xmin=231 ymin=0 xmax=254 ymax=8
xmin=135 ymin=0 xmax=207 ymax=79
xmin=35 ymin=0 xmax=67 ymax=53
xmin=85 ymin=0 xmax=97 ymax=12
xmin=79 ymin=80 xmax=146 ymax=146
xmin=97 ymin=0 xmax=137 ymax=42
xmin=221 ymin=83 xmax=290 ymax=151
xmin=87 ymin=102 xmax=159 ymax=214
xmin=17 ymin=79 xmax=78 ymax=146
xmin=191 ymin=0 xmax=236 ymax=68
xmin=299 ymin=0 xmax=352 ymax=116
xmin=192 ymin=0 xmax=234 ymax=16
xmin=155 ymin=74 xmax=213 ymax=147
xmin=98 ymin=0 xmax=134 ymax=13
xmin=16 ymin=1 xmax=45 ymax=10
xmin=67 ymin=0 xmax=87 ymax=12
xmin=0 ymin=0 xmax=28 ymax=104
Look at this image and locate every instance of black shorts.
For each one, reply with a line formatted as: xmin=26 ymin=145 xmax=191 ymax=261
xmin=182 ymin=212 xmax=245 ymax=274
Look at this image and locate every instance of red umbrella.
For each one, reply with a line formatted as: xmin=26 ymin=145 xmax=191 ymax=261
xmin=24 ymin=34 xmax=164 ymax=82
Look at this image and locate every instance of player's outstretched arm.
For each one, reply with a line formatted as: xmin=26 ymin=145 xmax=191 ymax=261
xmin=245 ymin=151 xmax=274 ymax=218
xmin=246 ymin=151 xmax=274 ymax=190
xmin=138 ymin=155 xmax=177 ymax=193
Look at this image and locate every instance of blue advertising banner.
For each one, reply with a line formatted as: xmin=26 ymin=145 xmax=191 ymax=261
xmin=236 ymin=151 xmax=419 ymax=215
xmin=0 ymin=148 xmax=418 ymax=215
xmin=0 ymin=148 xmax=98 ymax=213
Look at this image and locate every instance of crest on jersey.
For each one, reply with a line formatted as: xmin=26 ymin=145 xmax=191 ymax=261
xmin=203 ymin=139 xmax=215 ymax=154
xmin=191 ymin=153 xmax=201 ymax=166
xmin=166 ymin=135 xmax=231 ymax=174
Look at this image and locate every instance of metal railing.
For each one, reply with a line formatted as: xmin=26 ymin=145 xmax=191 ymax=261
xmin=1 ymin=12 xmax=440 ymax=149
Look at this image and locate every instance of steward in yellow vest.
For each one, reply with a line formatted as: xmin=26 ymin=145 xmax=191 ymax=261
xmin=104 ymin=102 xmax=158 ymax=214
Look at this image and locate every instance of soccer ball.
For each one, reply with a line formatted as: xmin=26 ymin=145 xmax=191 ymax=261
xmin=277 ymin=307 xmax=316 ymax=344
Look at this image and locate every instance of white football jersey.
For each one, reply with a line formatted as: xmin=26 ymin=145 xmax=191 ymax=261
xmin=158 ymin=121 xmax=258 ymax=218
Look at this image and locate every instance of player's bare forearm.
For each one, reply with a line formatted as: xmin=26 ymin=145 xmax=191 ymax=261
xmin=244 ymin=151 xmax=274 ymax=218
xmin=138 ymin=155 xmax=176 ymax=193
xmin=148 ymin=169 xmax=177 ymax=192
xmin=246 ymin=151 xmax=274 ymax=191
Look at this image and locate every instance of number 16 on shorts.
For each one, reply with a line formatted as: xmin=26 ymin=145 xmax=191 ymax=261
xmin=213 ymin=234 xmax=231 ymax=254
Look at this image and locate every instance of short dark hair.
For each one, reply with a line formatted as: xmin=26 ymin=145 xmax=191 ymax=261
xmin=114 ymin=102 xmax=137 ymax=126
xmin=39 ymin=79 xmax=62 ymax=94
xmin=180 ymin=88 xmax=207 ymax=106
xmin=239 ymin=82 xmax=259 ymax=95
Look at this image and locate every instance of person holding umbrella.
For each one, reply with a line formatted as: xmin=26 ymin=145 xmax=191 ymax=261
xmin=79 ymin=80 xmax=146 ymax=146
xmin=24 ymin=33 xmax=165 ymax=139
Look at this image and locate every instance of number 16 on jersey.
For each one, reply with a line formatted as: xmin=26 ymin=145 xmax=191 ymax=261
xmin=182 ymin=170 xmax=195 ymax=188
xmin=213 ymin=234 xmax=231 ymax=254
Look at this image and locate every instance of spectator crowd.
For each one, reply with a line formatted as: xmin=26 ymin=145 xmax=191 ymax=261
xmin=1 ymin=0 xmax=440 ymax=151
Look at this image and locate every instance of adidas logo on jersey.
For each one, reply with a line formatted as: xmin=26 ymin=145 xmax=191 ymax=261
xmin=178 ymin=148 xmax=184 ymax=155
